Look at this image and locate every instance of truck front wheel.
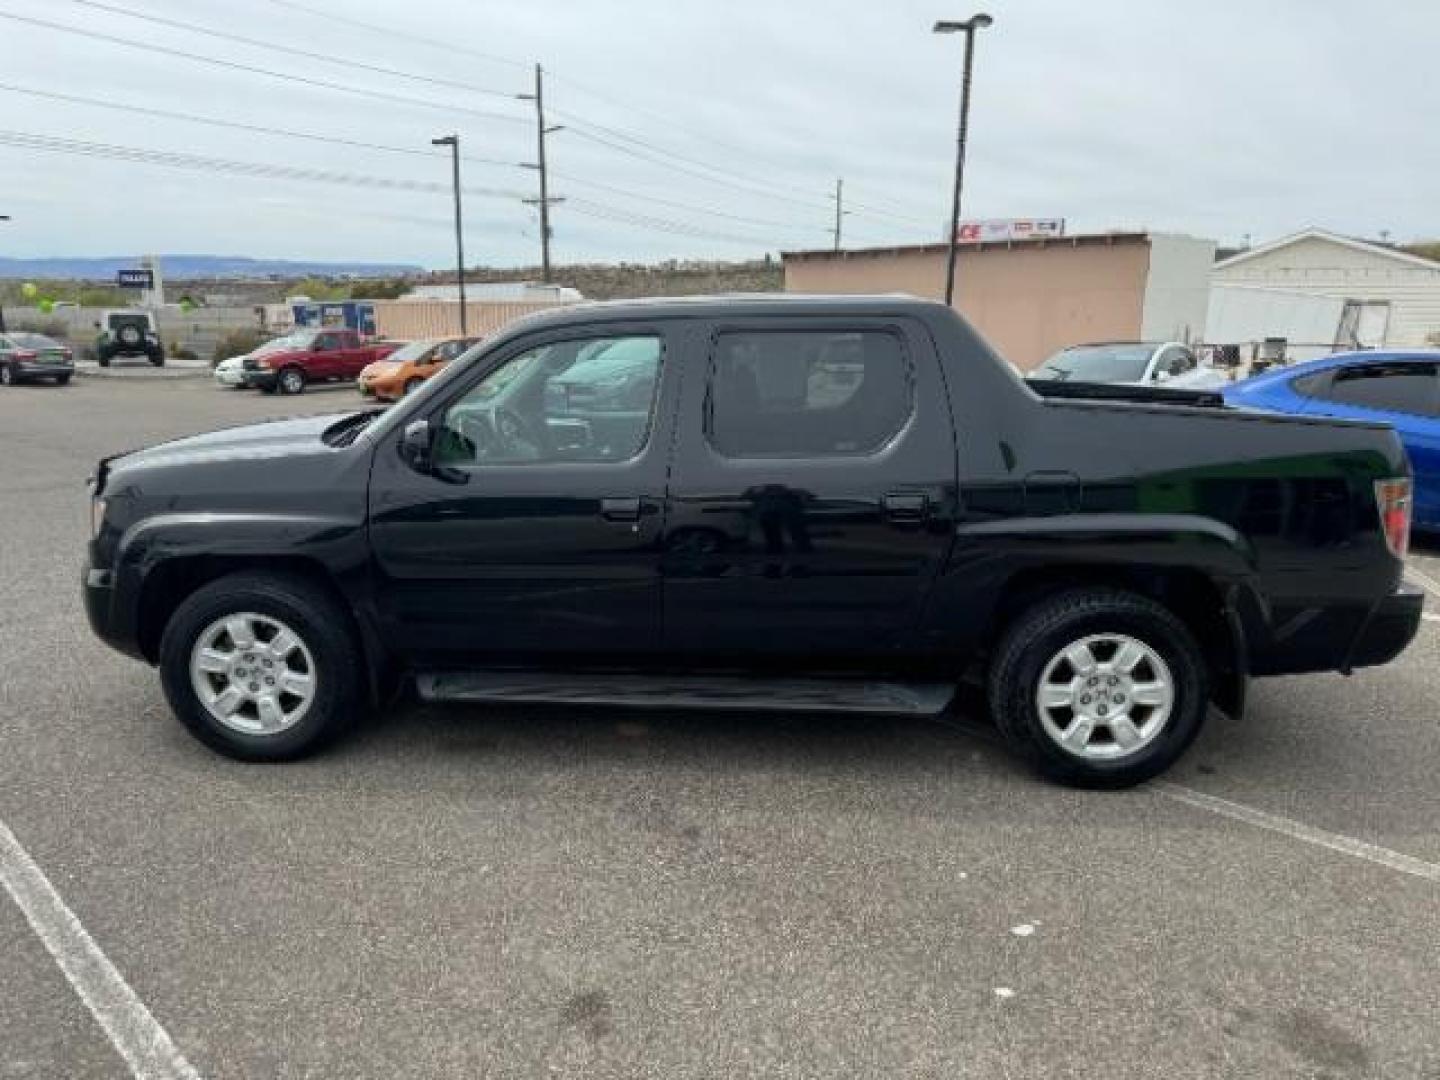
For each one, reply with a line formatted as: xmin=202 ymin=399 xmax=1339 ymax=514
xmin=277 ymin=366 xmax=306 ymax=395
xmin=988 ymin=588 xmax=1208 ymax=789
xmin=158 ymin=571 xmax=362 ymax=761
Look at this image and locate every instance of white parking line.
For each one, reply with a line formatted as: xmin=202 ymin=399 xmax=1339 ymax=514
xmin=0 ymin=820 xmax=201 ymax=1080
xmin=1155 ymin=784 xmax=1440 ymax=884
xmin=1423 ymin=613 xmax=1440 ymax=625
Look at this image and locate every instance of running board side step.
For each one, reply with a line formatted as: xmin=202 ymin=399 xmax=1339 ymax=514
xmin=416 ymin=672 xmax=956 ymax=716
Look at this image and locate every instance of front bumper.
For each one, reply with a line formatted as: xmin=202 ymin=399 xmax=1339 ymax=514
xmin=214 ymin=368 xmax=246 ymax=386
xmin=244 ymin=369 xmax=278 ymax=390
xmin=1344 ymin=579 xmax=1425 ymax=672
xmin=83 ymin=565 xmax=144 ymax=661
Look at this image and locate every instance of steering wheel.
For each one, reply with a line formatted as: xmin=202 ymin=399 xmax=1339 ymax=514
xmin=492 ymin=406 xmax=543 ymax=459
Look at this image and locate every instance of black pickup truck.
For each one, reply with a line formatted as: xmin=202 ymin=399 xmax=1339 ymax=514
xmin=83 ymin=297 xmax=1423 ymax=787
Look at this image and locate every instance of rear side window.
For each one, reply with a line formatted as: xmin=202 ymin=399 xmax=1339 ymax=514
xmin=707 ymin=330 xmax=912 ymax=457
xmin=1319 ymin=363 xmax=1440 ymax=416
xmin=1289 ymin=371 xmax=1327 ymax=397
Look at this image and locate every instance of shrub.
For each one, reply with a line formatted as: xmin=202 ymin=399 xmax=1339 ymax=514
xmin=212 ymin=327 xmax=271 ymax=366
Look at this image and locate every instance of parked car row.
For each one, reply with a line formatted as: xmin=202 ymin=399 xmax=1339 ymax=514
xmin=214 ymin=331 xmax=478 ymax=399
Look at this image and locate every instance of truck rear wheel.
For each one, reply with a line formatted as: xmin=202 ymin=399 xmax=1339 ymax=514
xmin=988 ymin=587 xmax=1208 ymax=789
xmin=158 ymin=571 xmax=362 ymax=761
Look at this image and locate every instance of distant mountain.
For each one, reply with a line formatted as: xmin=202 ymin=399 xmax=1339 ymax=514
xmin=0 ymin=254 xmax=423 ymax=280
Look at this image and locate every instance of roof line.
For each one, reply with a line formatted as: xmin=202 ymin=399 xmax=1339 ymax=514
xmin=1213 ymin=227 xmax=1440 ymax=272
xmin=781 ymin=232 xmax=1151 ymax=260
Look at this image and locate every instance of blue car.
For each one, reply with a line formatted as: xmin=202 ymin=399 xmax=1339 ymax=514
xmin=1223 ymin=351 xmax=1440 ymax=529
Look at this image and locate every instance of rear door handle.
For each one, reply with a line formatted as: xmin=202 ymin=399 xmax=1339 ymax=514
xmin=882 ymin=492 xmax=928 ymax=521
xmin=600 ymin=496 xmax=642 ymax=523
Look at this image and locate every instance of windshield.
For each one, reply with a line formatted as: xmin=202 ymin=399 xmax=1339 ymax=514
xmin=7 ymin=333 xmax=62 ymax=349
xmin=1030 ymin=344 xmax=1156 ymax=383
xmin=378 ymin=339 xmax=439 ymax=365
xmin=256 ymin=331 xmax=317 ymax=353
xmin=106 ymin=313 xmax=151 ymax=331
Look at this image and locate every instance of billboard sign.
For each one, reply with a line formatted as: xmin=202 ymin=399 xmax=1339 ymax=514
xmin=956 ymin=218 xmax=1065 ymax=243
xmin=116 ymin=268 xmax=155 ymax=289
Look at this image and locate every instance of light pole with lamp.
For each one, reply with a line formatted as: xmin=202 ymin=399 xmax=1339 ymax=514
xmin=431 ymin=136 xmax=467 ymax=335
xmin=933 ymin=14 xmax=992 ymax=308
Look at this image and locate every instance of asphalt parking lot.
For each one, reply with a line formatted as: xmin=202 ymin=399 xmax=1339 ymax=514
xmin=1 ymin=374 xmax=1437 ymax=1079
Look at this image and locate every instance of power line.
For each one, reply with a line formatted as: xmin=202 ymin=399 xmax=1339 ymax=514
xmin=0 ymin=83 xmax=519 ymax=168
xmin=0 ymin=82 xmax=822 ymax=241
xmin=0 ymin=129 xmax=529 ymax=199
xmin=236 ymin=0 xmax=931 ymax=228
xmin=566 ymin=199 xmax=783 ymax=248
xmin=62 ymin=0 xmax=521 ymax=102
xmin=258 ymin=0 xmax=530 ymax=71
xmin=0 ymin=128 xmax=784 ymax=249
xmin=0 ymin=9 xmax=531 ymax=128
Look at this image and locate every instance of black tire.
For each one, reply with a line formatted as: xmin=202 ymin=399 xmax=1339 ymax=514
xmin=403 ymin=377 xmax=424 ymax=396
xmin=277 ymin=366 xmax=305 ymax=395
xmin=0 ymin=363 xmax=13 ymax=386
xmin=158 ymin=571 xmax=363 ymax=761
xmin=987 ymin=587 xmax=1208 ymax=789
xmin=54 ymin=373 xmax=72 ymax=386
xmin=98 ymin=353 xmax=112 ymax=368
xmin=150 ymin=352 xmax=166 ymax=368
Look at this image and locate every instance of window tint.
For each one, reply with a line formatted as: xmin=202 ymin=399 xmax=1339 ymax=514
xmin=1319 ymin=363 xmax=1440 ymax=416
xmin=436 ymin=335 xmax=662 ymax=465
xmin=1290 ymin=371 xmax=1328 ymax=397
xmin=708 ymin=330 xmax=911 ymax=457
xmin=315 ymin=333 xmax=341 ymax=351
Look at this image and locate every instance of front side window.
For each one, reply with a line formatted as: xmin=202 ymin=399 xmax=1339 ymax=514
xmin=435 ymin=334 xmax=662 ymax=465
xmin=1319 ymin=363 xmax=1440 ymax=416
xmin=707 ymin=330 xmax=911 ymax=457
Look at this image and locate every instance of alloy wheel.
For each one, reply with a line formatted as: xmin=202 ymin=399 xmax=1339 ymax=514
xmin=1035 ymin=633 xmax=1174 ymax=760
xmin=189 ymin=612 xmax=317 ymax=735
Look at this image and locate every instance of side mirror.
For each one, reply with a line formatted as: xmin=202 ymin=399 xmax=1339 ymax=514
xmin=399 ymin=419 xmax=432 ymax=472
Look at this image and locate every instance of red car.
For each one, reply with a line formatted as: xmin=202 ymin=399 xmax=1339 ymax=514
xmin=243 ymin=329 xmax=401 ymax=395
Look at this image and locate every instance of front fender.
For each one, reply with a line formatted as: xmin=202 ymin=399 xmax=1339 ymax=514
xmin=103 ymin=511 xmax=371 ymax=659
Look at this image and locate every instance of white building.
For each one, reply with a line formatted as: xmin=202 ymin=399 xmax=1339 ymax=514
xmin=403 ymin=282 xmax=583 ymax=303
xmin=1210 ymin=228 xmax=1440 ymax=353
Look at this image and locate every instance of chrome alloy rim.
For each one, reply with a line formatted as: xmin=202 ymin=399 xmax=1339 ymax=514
xmin=1035 ymin=633 xmax=1174 ymax=760
xmin=189 ymin=612 xmax=317 ymax=735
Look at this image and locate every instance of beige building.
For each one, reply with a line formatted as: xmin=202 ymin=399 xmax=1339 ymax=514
xmin=782 ymin=232 xmax=1215 ymax=370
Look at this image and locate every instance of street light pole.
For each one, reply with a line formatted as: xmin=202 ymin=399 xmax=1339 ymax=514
xmin=431 ymin=135 xmax=467 ymax=334
xmin=934 ymin=14 xmax=992 ymax=308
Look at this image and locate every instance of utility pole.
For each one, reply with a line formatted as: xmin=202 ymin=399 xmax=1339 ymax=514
xmin=829 ymin=178 xmax=847 ymax=251
xmin=430 ymin=134 xmax=467 ymax=334
xmin=934 ymin=14 xmax=993 ymax=308
xmin=519 ymin=64 xmax=565 ymax=283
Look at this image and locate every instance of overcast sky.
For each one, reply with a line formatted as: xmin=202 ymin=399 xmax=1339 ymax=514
xmin=0 ymin=0 xmax=1435 ymax=269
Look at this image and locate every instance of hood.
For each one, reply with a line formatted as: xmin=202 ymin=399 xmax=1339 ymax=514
xmin=361 ymin=361 xmax=403 ymax=380
xmin=106 ymin=413 xmax=354 ymax=478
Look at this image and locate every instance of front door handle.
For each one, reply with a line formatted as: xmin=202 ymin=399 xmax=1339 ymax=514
xmin=600 ymin=496 xmax=642 ymax=523
xmin=882 ymin=492 xmax=928 ymax=522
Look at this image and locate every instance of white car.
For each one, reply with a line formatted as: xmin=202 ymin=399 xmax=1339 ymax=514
xmin=213 ymin=355 xmax=248 ymax=388
xmin=1029 ymin=341 xmax=1227 ymax=391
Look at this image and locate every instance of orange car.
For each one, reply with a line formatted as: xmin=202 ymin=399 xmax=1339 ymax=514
xmin=357 ymin=336 xmax=479 ymax=401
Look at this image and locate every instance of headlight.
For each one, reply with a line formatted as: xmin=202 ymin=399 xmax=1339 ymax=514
xmin=91 ymin=497 xmax=108 ymax=538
